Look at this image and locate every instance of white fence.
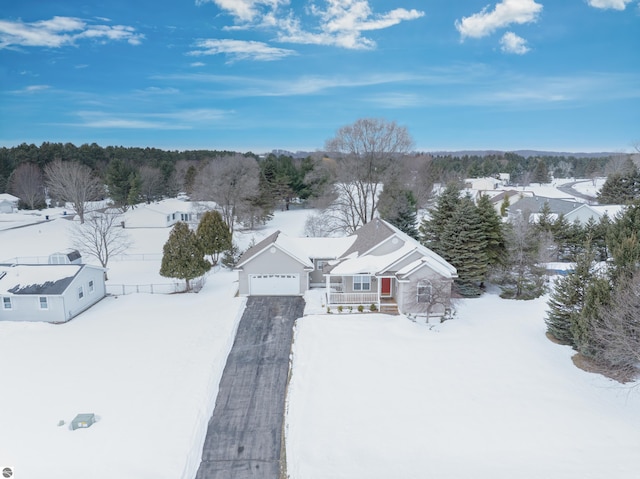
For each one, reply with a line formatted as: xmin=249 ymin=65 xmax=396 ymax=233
xmin=328 ymin=292 xmax=378 ymax=305
xmin=107 ymin=277 xmax=204 ymax=296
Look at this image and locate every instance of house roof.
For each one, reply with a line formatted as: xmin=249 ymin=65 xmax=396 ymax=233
xmin=0 ymin=264 xmax=83 ymax=295
xmin=329 ymin=242 xmax=416 ymax=275
xmin=236 ymin=231 xmax=314 ymax=269
xmin=339 ymin=218 xmax=396 ymax=257
xmin=0 ymin=193 xmax=19 ymax=203
xmin=511 ymin=196 xmax=583 ymax=216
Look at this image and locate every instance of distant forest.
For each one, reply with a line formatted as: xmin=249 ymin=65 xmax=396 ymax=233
xmin=0 ymin=142 xmax=616 ymax=196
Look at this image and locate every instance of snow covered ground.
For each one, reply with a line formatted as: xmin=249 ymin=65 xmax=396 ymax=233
xmin=1 ymin=180 xmax=637 ymax=478
xmin=285 ymin=293 xmax=640 ymax=479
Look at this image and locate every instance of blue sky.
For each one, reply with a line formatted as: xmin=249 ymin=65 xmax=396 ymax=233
xmin=1 ymin=0 xmax=638 ymax=153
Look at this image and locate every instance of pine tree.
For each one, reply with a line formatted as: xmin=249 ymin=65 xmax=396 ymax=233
xmin=597 ymin=164 xmax=640 ymax=204
xmin=545 ymin=243 xmax=596 ymax=345
xmin=500 ymin=195 xmax=510 ymax=217
xmin=419 ymin=183 xmax=460 ymax=256
xmin=196 ymin=210 xmax=232 ymax=265
xmin=160 ymin=222 xmax=211 ymax=291
xmin=573 ymin=276 xmax=611 ymax=358
xmin=379 ymin=188 xmax=418 ymax=239
xmin=442 ymin=195 xmax=488 ymax=296
xmin=606 ymin=203 xmax=640 ymax=282
xmin=476 ymin=194 xmax=507 ymax=270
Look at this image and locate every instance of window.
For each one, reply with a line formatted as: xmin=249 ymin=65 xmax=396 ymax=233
xmin=2 ymin=297 xmax=11 ymax=310
xmin=316 ymin=260 xmax=327 ymax=271
xmin=88 ymin=280 xmax=94 ymax=293
xmin=353 ymin=275 xmax=371 ymax=291
xmin=78 ymin=286 xmax=84 ymax=300
xmin=39 ymin=297 xmax=48 ymax=309
xmin=417 ymin=280 xmax=432 ymax=303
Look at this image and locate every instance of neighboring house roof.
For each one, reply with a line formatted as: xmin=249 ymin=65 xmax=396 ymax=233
xmin=0 ymin=264 xmax=83 ymax=295
xmin=0 ymin=193 xmax=20 ymax=203
xmin=510 ymin=196 xmax=583 ymax=216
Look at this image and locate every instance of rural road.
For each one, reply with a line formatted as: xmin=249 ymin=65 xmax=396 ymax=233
xmin=195 ymin=296 xmax=305 ymax=479
xmin=556 ymin=180 xmax=598 ymax=202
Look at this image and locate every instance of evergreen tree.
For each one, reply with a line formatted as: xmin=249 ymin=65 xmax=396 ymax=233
xmin=500 ymin=195 xmax=510 ymax=217
xmin=419 ymin=183 xmax=460 ymax=256
xmin=196 ymin=210 xmax=232 ymax=265
xmin=442 ymin=195 xmax=488 ymax=296
xmin=476 ymin=194 xmax=507 ymax=270
xmin=573 ymin=276 xmax=611 ymax=358
xmin=597 ymin=166 xmax=640 ymax=204
xmin=379 ymin=187 xmax=418 ymax=239
xmin=545 ymin=243 xmax=596 ymax=346
xmin=606 ymin=202 xmax=640 ymax=282
xmin=160 ymin=222 xmax=211 ymax=291
xmin=106 ymin=158 xmax=138 ymax=210
xmin=533 ymin=160 xmax=550 ymax=184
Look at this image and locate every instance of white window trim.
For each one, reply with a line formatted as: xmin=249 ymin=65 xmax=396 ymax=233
xmin=353 ymin=275 xmax=371 ymax=291
xmin=39 ymin=296 xmax=48 ymax=310
xmin=2 ymin=297 xmax=12 ymax=310
xmin=78 ymin=286 xmax=84 ymax=300
xmin=88 ymin=280 xmax=95 ymax=294
xmin=316 ymin=260 xmax=327 ymax=271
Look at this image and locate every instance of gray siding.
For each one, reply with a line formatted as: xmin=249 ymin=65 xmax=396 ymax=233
xmin=397 ymin=267 xmax=451 ymax=316
xmin=238 ymin=248 xmax=308 ymax=295
xmin=367 ymin=236 xmax=406 ymax=256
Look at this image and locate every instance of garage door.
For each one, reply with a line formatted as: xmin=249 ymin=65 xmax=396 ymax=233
xmin=249 ymin=274 xmax=301 ymax=296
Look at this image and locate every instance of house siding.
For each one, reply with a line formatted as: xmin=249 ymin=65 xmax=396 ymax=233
xmin=238 ymin=248 xmax=308 ymax=295
xmin=366 ymin=236 xmax=406 ymax=256
xmin=397 ymin=267 xmax=451 ymax=317
xmin=0 ymin=265 xmax=106 ymax=323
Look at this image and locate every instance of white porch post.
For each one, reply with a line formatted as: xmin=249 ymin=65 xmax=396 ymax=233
xmin=325 ymin=274 xmax=331 ymax=306
xmin=377 ymin=276 xmax=381 ymax=311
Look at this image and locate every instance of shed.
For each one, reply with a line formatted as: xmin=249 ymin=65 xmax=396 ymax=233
xmin=49 ymin=249 xmax=82 ymax=265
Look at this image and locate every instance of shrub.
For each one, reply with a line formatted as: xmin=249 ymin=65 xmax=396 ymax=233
xmin=369 ymin=303 xmax=378 ymax=312
xmin=337 ymin=305 xmax=343 ymax=313
xmin=357 ymin=305 xmax=364 ymax=312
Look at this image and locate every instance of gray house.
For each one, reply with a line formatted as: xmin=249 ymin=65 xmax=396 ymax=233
xmin=236 ymin=219 xmax=457 ymax=316
xmin=0 ymin=263 xmax=106 ymax=323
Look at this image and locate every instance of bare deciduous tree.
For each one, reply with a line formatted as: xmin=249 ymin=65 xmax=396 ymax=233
xmin=45 ymin=160 xmax=104 ymax=223
xmin=593 ymin=270 xmax=640 ymax=379
xmin=8 ymin=162 xmax=45 ymax=209
xmin=72 ymin=210 xmax=132 ymax=279
xmin=139 ymin=166 xmax=164 ymax=203
xmin=191 ymin=155 xmax=259 ymax=233
xmin=403 ymin=277 xmax=455 ymax=322
xmin=324 ymin=118 xmax=414 ymax=232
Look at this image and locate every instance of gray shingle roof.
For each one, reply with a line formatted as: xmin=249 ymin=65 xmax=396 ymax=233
xmin=510 ymin=196 xmax=583 ymax=216
xmin=339 ymin=218 xmax=395 ymax=257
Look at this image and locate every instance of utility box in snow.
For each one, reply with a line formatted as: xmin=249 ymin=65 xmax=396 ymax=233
xmin=71 ymin=413 xmax=96 ymax=430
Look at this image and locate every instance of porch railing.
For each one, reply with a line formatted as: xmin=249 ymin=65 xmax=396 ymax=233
xmin=328 ymin=292 xmax=378 ymax=304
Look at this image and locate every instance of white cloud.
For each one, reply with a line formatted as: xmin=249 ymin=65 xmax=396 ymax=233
xmin=187 ymin=39 xmax=296 ymax=61
xmin=0 ymin=16 xmax=144 ymax=49
xmin=587 ymin=0 xmax=633 ymax=10
xmin=500 ymin=31 xmax=530 ymax=54
xmin=198 ymin=0 xmax=424 ymax=50
xmin=455 ymin=0 xmax=543 ymax=39
xmin=74 ymin=108 xmax=229 ymax=129
xmin=10 ymin=85 xmax=51 ymax=94
xmin=190 ymin=62 xmax=206 ymax=67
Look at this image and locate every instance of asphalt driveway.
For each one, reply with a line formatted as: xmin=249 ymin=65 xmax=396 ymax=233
xmin=195 ymin=296 xmax=305 ymax=479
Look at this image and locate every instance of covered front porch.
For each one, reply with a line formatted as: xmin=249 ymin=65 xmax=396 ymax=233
xmin=324 ymin=274 xmax=398 ymax=313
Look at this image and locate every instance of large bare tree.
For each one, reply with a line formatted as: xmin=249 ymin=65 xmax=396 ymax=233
xmin=191 ymin=155 xmax=259 ymax=233
xmin=8 ymin=162 xmax=46 ymax=210
xmin=72 ymin=210 xmax=132 ymax=279
xmin=44 ymin=160 xmax=104 ymax=223
xmin=324 ymin=118 xmax=414 ymax=232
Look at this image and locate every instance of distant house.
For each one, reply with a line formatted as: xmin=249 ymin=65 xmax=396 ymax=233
xmin=509 ymin=196 xmax=584 ymax=221
xmin=236 ymin=218 xmax=458 ymax=316
xmin=122 ymin=199 xmax=196 ymax=228
xmin=0 ymin=193 xmax=19 ymax=213
xmin=48 ymin=249 xmax=82 ymax=265
xmin=563 ymin=204 xmax=625 ymax=226
xmin=0 ymin=263 xmax=106 ymax=323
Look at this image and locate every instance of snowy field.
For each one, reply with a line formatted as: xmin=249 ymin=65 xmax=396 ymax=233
xmin=1 ymin=179 xmax=637 ymax=479
xmin=285 ymin=293 xmax=640 ymax=479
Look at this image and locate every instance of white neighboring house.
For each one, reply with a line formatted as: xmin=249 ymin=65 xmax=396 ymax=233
xmin=0 ymin=263 xmax=106 ymax=323
xmin=563 ymin=204 xmax=626 ymax=226
xmin=236 ymin=218 xmax=458 ymax=316
xmin=0 ymin=193 xmax=20 ymax=213
xmin=122 ymin=199 xmax=196 ymax=228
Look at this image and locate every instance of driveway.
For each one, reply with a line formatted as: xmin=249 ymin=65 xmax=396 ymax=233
xmin=195 ymin=296 xmax=305 ymax=479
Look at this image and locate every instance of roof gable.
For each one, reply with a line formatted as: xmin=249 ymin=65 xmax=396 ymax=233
xmin=236 ymin=231 xmax=314 ymax=269
xmin=340 ymin=218 xmax=396 ymax=257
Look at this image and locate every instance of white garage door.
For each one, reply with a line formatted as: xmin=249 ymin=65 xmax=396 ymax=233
xmin=249 ymin=274 xmax=301 ymax=296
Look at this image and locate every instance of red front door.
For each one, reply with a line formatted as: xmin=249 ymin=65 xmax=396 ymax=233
xmin=381 ymin=277 xmax=391 ymax=296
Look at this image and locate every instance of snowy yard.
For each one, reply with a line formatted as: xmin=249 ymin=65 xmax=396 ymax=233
xmin=1 ymin=182 xmax=638 ymax=479
xmin=285 ymin=293 xmax=640 ymax=479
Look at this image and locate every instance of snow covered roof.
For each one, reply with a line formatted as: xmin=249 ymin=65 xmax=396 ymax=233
xmin=0 ymin=264 xmax=83 ymax=295
xmin=588 ymin=204 xmax=625 ymax=218
xmin=236 ymin=231 xmax=314 ymax=269
xmin=0 ymin=193 xmax=19 ymax=203
xmin=285 ymin=237 xmax=356 ymax=259
xmin=330 ymin=243 xmax=416 ymax=275
xmin=339 ymin=219 xmax=395 ymax=257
